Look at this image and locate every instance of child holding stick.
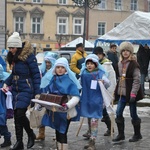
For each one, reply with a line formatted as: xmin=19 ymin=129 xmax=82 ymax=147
xmin=80 ymin=54 xmax=110 ymax=150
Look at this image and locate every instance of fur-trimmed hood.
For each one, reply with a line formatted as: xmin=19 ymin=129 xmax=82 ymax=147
xmin=18 ymin=40 xmax=33 ymax=61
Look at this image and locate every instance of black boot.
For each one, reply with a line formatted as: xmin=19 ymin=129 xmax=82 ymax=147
xmin=9 ymin=122 xmax=24 ymax=150
xmin=129 ymin=119 xmax=142 ymax=142
xmin=102 ymin=116 xmax=111 ymax=136
xmin=112 ymin=117 xmax=125 ymax=142
xmin=20 ymin=111 xmax=36 ymax=149
xmin=9 ymin=141 xmax=24 ymax=150
xmin=0 ymin=126 xmax=11 ymax=148
xmin=27 ymin=131 xmax=36 ymax=149
xmin=1 ymin=139 xmax=11 ymax=148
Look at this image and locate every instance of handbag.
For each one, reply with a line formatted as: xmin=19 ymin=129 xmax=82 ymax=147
xmin=29 ymin=104 xmax=46 ymax=128
xmin=39 ymin=93 xmax=68 ymax=105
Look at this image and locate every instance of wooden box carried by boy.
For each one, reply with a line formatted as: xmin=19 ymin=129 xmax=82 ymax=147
xmin=39 ymin=93 xmax=68 ymax=105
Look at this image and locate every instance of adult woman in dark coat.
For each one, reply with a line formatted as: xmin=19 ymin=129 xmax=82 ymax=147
xmin=2 ymin=32 xmax=41 ymax=150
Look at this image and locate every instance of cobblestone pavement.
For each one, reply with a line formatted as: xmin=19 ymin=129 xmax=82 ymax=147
xmin=0 ymin=116 xmax=150 ymax=150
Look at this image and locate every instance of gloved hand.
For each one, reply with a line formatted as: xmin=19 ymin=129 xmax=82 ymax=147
xmin=1 ymin=83 xmax=9 ymax=93
xmin=59 ymin=103 xmax=69 ymax=111
xmin=35 ymin=94 xmax=40 ymax=99
xmin=129 ymin=93 xmax=136 ymax=103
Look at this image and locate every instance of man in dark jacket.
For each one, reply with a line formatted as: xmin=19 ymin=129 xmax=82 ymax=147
xmin=107 ymin=43 xmax=119 ymax=71
xmin=137 ymin=44 xmax=150 ymax=94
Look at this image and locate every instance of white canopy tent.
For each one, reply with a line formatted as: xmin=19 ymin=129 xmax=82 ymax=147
xmin=95 ymin=11 xmax=150 ymax=46
xmin=61 ymin=37 xmax=94 ymax=51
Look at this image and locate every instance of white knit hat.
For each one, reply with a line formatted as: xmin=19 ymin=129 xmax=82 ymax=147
xmin=85 ymin=54 xmax=99 ymax=66
xmin=51 ymin=57 xmax=82 ymax=89
xmin=52 ymin=57 xmax=69 ymax=74
xmin=7 ymin=32 xmax=22 ymax=48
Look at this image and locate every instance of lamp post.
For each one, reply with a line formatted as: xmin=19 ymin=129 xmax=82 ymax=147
xmin=5 ymin=0 xmax=7 ymax=49
xmin=72 ymin=0 xmax=101 ymax=48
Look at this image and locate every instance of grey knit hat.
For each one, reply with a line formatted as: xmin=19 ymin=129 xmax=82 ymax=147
xmin=119 ymin=42 xmax=134 ymax=54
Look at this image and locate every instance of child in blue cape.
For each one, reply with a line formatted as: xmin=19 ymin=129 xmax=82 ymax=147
xmin=36 ymin=52 xmax=58 ymax=140
xmin=41 ymin=57 xmax=81 ymax=150
xmin=0 ymin=64 xmax=11 ymax=148
xmin=80 ymin=54 xmax=110 ymax=150
xmin=39 ymin=52 xmax=58 ymax=79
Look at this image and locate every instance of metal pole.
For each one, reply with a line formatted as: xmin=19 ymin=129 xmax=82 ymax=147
xmin=5 ymin=0 xmax=7 ymax=49
xmin=83 ymin=0 xmax=88 ymax=48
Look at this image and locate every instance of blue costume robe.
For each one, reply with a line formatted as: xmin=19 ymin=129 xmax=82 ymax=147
xmin=0 ymin=56 xmax=7 ymax=72
xmin=0 ymin=81 xmax=7 ymax=126
xmin=42 ymin=74 xmax=80 ymax=134
xmin=80 ymin=70 xmax=104 ymax=119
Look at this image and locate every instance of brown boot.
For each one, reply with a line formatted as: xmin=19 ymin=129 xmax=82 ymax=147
xmin=36 ymin=127 xmax=45 ymax=140
xmin=84 ymin=139 xmax=96 ymax=150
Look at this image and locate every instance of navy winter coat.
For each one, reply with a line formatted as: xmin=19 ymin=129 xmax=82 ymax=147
xmin=5 ymin=42 xmax=41 ymax=109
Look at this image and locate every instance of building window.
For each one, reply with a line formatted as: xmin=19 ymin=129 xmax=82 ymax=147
xmin=57 ymin=17 xmax=68 ymax=34
xmin=114 ymin=23 xmax=120 ymax=27
xmin=98 ymin=22 xmax=105 ymax=36
xmin=98 ymin=0 xmax=106 ymax=9
xmin=115 ymin=0 xmax=122 ymax=10
xmin=32 ymin=0 xmax=41 ymax=3
xmin=73 ymin=18 xmax=83 ymax=35
xmin=32 ymin=17 xmax=41 ymax=33
xmin=12 ymin=6 xmax=27 ymax=35
xmin=73 ymin=0 xmax=84 ymax=6
xmin=46 ymin=44 xmax=50 ymax=48
xmin=15 ymin=0 xmax=24 ymax=2
xmin=130 ymin=0 xmax=137 ymax=11
xmin=58 ymin=0 xmax=67 ymax=5
xmin=15 ymin=17 xmax=24 ymax=32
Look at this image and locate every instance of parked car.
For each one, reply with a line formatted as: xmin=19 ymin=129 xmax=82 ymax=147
xmin=36 ymin=50 xmax=92 ymax=65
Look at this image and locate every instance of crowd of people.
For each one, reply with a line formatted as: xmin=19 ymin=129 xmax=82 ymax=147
xmin=0 ymin=31 xmax=149 ymax=150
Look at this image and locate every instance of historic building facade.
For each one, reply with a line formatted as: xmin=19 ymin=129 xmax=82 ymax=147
xmin=6 ymin=0 xmax=149 ymax=52
xmin=0 ymin=0 xmax=6 ymax=50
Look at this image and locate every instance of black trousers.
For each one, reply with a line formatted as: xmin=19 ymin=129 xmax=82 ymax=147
xmin=55 ymin=119 xmax=71 ymax=143
xmin=103 ymin=107 xmax=109 ymax=117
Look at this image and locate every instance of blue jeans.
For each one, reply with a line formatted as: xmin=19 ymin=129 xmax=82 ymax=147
xmin=116 ymin=98 xmax=139 ymax=120
xmin=0 ymin=125 xmax=11 ymax=140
